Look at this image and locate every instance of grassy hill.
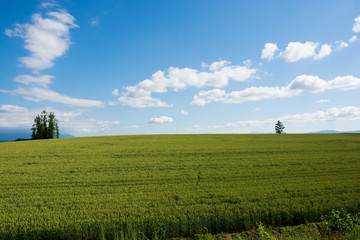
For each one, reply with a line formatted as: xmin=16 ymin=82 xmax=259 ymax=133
xmin=0 ymin=134 xmax=359 ymax=239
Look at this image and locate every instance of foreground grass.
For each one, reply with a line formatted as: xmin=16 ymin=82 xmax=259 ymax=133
xmin=0 ymin=134 xmax=359 ymax=239
xmin=187 ymin=222 xmax=360 ymax=240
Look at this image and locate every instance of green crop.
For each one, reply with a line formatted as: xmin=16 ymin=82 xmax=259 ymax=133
xmin=0 ymin=134 xmax=359 ymax=239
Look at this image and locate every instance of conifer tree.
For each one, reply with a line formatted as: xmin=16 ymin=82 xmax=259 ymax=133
xmin=31 ymin=110 xmax=60 ymax=139
xmin=275 ymin=120 xmax=285 ymax=134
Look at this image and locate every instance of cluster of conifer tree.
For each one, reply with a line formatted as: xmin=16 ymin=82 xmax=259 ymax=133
xmin=31 ymin=110 xmax=59 ymax=139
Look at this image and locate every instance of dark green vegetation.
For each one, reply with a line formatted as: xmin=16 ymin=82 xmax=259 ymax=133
xmin=187 ymin=220 xmax=360 ymax=240
xmin=31 ymin=110 xmax=59 ymax=140
xmin=275 ymin=121 xmax=285 ymax=134
xmin=0 ymin=134 xmax=359 ymax=239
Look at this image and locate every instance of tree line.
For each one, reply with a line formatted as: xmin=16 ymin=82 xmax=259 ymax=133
xmin=29 ymin=110 xmax=284 ymax=139
xmin=31 ymin=110 xmax=59 ymax=139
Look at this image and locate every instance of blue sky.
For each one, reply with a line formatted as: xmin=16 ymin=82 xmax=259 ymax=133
xmin=1 ymin=0 xmax=360 ymax=136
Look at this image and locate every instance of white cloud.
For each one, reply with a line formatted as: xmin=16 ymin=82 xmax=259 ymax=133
xmin=40 ymin=1 xmax=57 ymax=9
xmin=118 ymin=87 xmax=172 ymax=108
xmin=13 ymin=75 xmax=54 ymax=88
xmin=127 ymin=125 xmax=141 ymax=129
xmin=209 ymin=60 xmax=230 ymax=71
xmin=200 ymin=62 xmax=208 ymax=69
xmin=314 ymin=44 xmax=332 ymax=60
xmin=0 ymin=104 xmax=116 ymax=136
xmin=264 ymin=15 xmax=360 ymax=63
xmin=118 ymin=60 xmax=256 ymax=108
xmin=192 ymin=75 xmax=360 ymax=106
xmin=5 ymin=8 xmax=78 ymax=72
xmin=261 ymin=43 xmax=279 ymax=60
xmin=181 ymin=110 xmax=188 ymax=116
xmin=253 ymin=107 xmax=261 ymax=112
xmin=91 ymin=16 xmax=99 ymax=26
xmin=327 ymin=75 xmax=360 ymax=90
xmin=148 ymin=116 xmax=174 ymax=124
xmin=191 ymin=97 xmax=210 ymax=107
xmin=3 ymin=87 xmax=104 ymax=107
xmin=288 ymin=75 xmax=328 ymax=92
xmin=192 ymin=86 xmax=292 ymax=105
xmin=2 ymin=74 xmax=105 ymax=108
xmin=353 ymin=16 xmax=360 ymax=33
xmin=279 ymin=106 xmax=360 ymax=123
xmin=112 ymin=88 xmax=119 ymax=96
xmin=108 ymin=101 xmax=117 ymax=106
xmin=199 ymin=106 xmax=360 ymax=131
xmin=279 ymin=41 xmax=319 ymax=62
xmin=243 ymin=59 xmax=252 ymax=67
xmin=198 ymin=89 xmax=226 ymax=100
xmin=349 ymin=35 xmax=358 ymax=43
xmin=226 ymin=86 xmax=293 ymax=103
xmin=335 ymin=40 xmax=349 ymax=50
xmin=316 ymin=99 xmax=330 ymax=103
xmin=3 ymin=6 xmax=104 ymax=109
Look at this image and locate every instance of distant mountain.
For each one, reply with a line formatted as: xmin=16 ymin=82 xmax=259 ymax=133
xmin=345 ymin=130 xmax=360 ymax=133
xmin=310 ymin=130 xmax=341 ymax=134
xmin=0 ymin=132 xmax=32 ymax=141
xmin=309 ymin=130 xmax=360 ymax=134
xmin=59 ymin=133 xmax=75 ymax=138
xmin=0 ymin=131 xmax=74 ymax=141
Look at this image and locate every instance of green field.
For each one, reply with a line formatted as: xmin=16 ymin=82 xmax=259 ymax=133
xmin=0 ymin=134 xmax=359 ymax=239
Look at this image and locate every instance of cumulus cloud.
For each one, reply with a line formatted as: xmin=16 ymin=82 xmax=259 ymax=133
xmin=118 ymin=87 xmax=172 ymax=108
xmin=112 ymin=89 xmax=119 ymax=96
xmin=181 ymin=110 xmax=188 ymax=116
xmin=261 ymin=43 xmax=279 ymax=60
xmin=5 ymin=7 xmax=78 ymax=72
xmin=262 ymin=16 xmax=359 ymax=63
xmin=190 ymin=106 xmax=360 ymax=132
xmin=243 ymin=59 xmax=252 ymax=67
xmin=192 ymin=86 xmax=291 ymax=105
xmin=192 ymin=75 xmax=360 ymax=106
xmin=198 ymin=89 xmax=226 ymax=100
xmin=265 ymin=41 xmax=333 ymax=62
xmin=280 ymin=106 xmax=360 ymax=123
xmin=314 ymin=44 xmax=332 ymax=60
xmin=327 ymin=75 xmax=360 ymax=90
xmin=0 ymin=104 xmax=116 ymax=136
xmin=118 ymin=60 xmax=256 ymax=108
xmin=288 ymin=75 xmax=328 ymax=92
xmin=2 ymin=75 xmax=104 ymax=107
xmin=353 ymin=16 xmax=360 ymax=33
xmin=279 ymin=41 xmax=319 ymax=62
xmin=200 ymin=62 xmax=208 ymax=69
xmin=208 ymin=60 xmax=230 ymax=71
xmin=335 ymin=40 xmax=349 ymax=50
xmin=148 ymin=116 xmax=174 ymax=124
xmin=349 ymin=35 xmax=358 ymax=43
xmin=191 ymin=97 xmax=210 ymax=107
xmin=3 ymin=5 xmax=104 ymax=108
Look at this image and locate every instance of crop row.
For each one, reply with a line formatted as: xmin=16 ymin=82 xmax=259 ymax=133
xmin=0 ymin=134 xmax=359 ymax=239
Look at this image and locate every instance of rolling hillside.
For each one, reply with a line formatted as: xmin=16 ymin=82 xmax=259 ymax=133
xmin=0 ymin=134 xmax=359 ymax=239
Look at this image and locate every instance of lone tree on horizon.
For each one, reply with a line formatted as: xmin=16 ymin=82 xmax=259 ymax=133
xmin=31 ymin=110 xmax=59 ymax=139
xmin=275 ymin=120 xmax=285 ymax=134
